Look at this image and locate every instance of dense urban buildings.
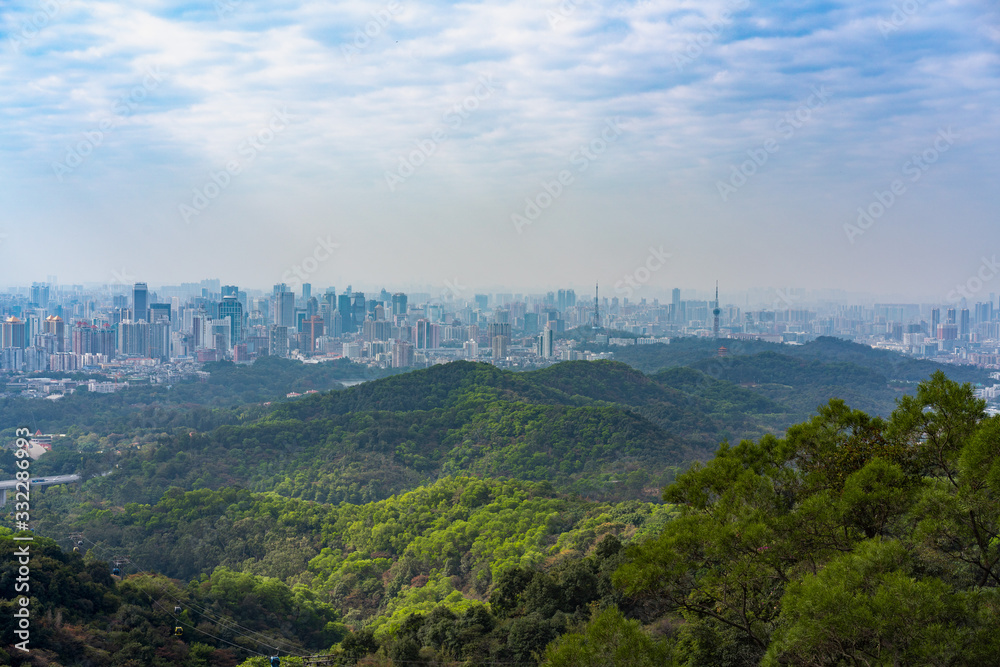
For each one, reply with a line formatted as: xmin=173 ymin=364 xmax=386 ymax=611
xmin=3 ymin=280 xmax=1000 ymax=383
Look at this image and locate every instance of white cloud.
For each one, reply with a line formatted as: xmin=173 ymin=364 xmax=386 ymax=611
xmin=0 ymin=0 xmax=996 ymax=294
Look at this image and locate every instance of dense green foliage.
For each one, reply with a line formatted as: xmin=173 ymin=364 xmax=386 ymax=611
xmin=0 ymin=357 xmax=384 ymax=446
xmin=615 ymin=336 xmax=987 ymax=382
xmin=5 ymin=348 xmax=997 ymax=665
xmin=616 ymin=336 xmax=988 ymax=418
xmin=22 ymin=478 xmax=672 ymax=666
xmin=52 ymin=477 xmax=670 ymax=619
xmin=55 ymin=361 xmax=710 ymax=508
xmin=0 ymin=529 xmax=342 ymax=665
xmin=608 ymin=371 xmax=1000 ymax=665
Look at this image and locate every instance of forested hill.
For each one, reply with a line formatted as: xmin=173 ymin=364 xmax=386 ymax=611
xmin=614 ymin=336 xmax=990 ymax=418
xmin=31 ymin=343 xmax=987 ymax=511
xmin=0 ymin=356 xmax=390 ymax=437
xmin=74 ymin=361 xmax=721 ymax=508
xmin=272 ymin=359 xmax=710 ymax=419
xmin=16 ymin=371 xmax=1000 ymax=666
xmin=613 ymin=335 xmax=985 ymax=380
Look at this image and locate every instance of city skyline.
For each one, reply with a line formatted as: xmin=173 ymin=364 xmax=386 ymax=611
xmin=2 ymin=1 xmax=997 ymax=300
xmin=3 ymin=275 xmax=999 ymax=374
xmin=4 ymin=277 xmax=998 ymax=311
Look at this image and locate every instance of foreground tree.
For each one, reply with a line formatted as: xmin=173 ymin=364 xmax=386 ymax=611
xmin=613 ymin=372 xmax=1000 ymax=665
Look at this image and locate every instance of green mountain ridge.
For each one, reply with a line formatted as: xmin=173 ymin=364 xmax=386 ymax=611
xmin=6 ymin=345 xmax=999 ymax=666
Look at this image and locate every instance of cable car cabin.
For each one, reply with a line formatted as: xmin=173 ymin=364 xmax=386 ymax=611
xmin=72 ymin=546 xmax=80 ymax=553
xmin=270 ymin=658 xmax=280 ymax=667
xmin=174 ymin=626 xmax=183 ymax=636
xmin=112 ymin=567 xmax=121 ymax=576
xmin=174 ymin=605 xmax=182 ymax=614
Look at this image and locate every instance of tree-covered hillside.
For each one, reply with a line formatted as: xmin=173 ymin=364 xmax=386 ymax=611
xmin=50 ymin=361 xmax=734 ymax=508
xmin=0 ymin=529 xmax=343 ymax=666
xmin=614 ymin=336 xmax=989 ymax=418
xmin=0 ymin=356 xmax=387 ymax=441
xmin=12 ymin=371 xmax=1000 ymax=666
xmin=11 ymin=479 xmax=670 ymax=666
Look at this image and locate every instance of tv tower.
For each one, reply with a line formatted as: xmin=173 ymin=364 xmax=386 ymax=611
xmin=592 ymin=283 xmax=600 ymax=329
xmin=712 ymin=281 xmax=721 ymax=339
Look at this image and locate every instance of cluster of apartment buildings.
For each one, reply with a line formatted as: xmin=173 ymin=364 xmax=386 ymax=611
xmin=0 ymin=282 xmax=610 ymax=374
xmin=4 ymin=282 xmax=1000 ymax=381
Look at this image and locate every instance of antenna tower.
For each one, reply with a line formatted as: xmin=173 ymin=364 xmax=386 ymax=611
xmin=592 ymin=283 xmax=600 ymax=329
xmin=713 ymin=281 xmax=721 ymax=339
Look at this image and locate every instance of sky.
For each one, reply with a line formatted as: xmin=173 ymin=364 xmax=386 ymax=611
xmin=1 ymin=0 xmax=997 ymax=303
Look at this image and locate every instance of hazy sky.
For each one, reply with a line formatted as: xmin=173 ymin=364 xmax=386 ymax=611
xmin=1 ymin=0 xmax=997 ymax=302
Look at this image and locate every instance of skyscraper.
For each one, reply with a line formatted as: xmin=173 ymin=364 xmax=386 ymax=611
xmin=556 ymin=289 xmax=576 ymax=311
xmin=492 ymin=335 xmax=508 ymax=361
xmin=269 ymin=325 xmax=289 ymax=357
xmin=323 ymin=289 xmax=336 ymax=330
xmin=524 ymin=312 xmax=539 ymax=334
xmin=276 ymin=291 xmax=295 ymax=329
xmin=537 ymin=329 xmax=554 ymax=358
xmin=415 ymin=319 xmax=431 ymax=349
xmin=30 ymin=283 xmax=50 ymax=308
xmin=219 ymin=295 xmax=245 ymax=344
xmin=338 ymin=294 xmax=354 ymax=332
xmin=392 ymin=341 xmax=413 ymax=367
xmin=304 ymin=315 xmax=324 ymax=352
xmin=352 ymin=292 xmax=367 ymax=329
xmin=975 ymin=302 xmax=992 ymax=324
xmin=119 ymin=320 xmax=151 ymax=357
xmin=392 ymin=292 xmax=408 ymax=317
xmin=2 ymin=316 xmax=26 ymax=349
xmin=149 ymin=303 xmax=172 ymax=324
xmin=150 ymin=321 xmax=170 ymax=360
xmin=43 ymin=316 xmax=65 ymax=352
xmin=133 ymin=282 xmax=148 ymax=322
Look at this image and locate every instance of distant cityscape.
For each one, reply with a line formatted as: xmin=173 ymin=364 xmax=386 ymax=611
xmin=1 ymin=278 xmax=999 ymax=398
